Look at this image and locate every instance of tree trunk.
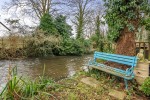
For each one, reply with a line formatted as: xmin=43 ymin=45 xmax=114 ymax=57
xmin=115 ymin=27 xmax=136 ymax=56
xmin=105 ymin=27 xmax=136 ymax=70
xmin=106 ymin=21 xmax=139 ymax=70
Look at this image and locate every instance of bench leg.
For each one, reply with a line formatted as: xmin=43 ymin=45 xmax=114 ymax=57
xmin=124 ymin=79 xmax=128 ymax=90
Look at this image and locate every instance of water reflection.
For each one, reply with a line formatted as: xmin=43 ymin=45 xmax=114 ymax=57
xmin=0 ymin=55 xmax=93 ymax=83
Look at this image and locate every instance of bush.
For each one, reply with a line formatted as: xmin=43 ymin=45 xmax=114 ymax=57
xmin=39 ymin=13 xmax=58 ymax=35
xmin=60 ymin=39 xmax=84 ymax=56
xmin=82 ymin=39 xmax=92 ymax=54
xmin=53 ymin=38 xmax=91 ymax=56
xmin=26 ymin=30 xmax=61 ymax=57
xmin=102 ymin=43 xmax=115 ymax=53
xmin=55 ymin=15 xmax=72 ymax=39
xmin=90 ymin=34 xmax=99 ymax=43
xmin=140 ymin=77 xmax=150 ymax=96
xmin=90 ymin=34 xmax=104 ymax=52
xmin=25 ymin=30 xmax=92 ymax=57
xmin=0 ymin=35 xmax=26 ymax=59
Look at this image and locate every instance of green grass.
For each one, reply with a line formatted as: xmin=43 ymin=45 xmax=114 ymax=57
xmin=1 ymin=67 xmax=149 ymax=100
xmin=0 ymin=66 xmax=58 ymax=100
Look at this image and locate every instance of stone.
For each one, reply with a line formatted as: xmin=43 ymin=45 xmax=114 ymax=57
xmin=136 ymin=62 xmax=149 ymax=70
xmin=134 ymin=62 xmax=149 ymax=85
xmin=109 ymin=90 xmax=126 ymax=100
xmin=134 ymin=69 xmax=149 ymax=77
xmin=80 ymin=77 xmax=100 ymax=88
xmin=135 ymin=76 xmax=148 ymax=85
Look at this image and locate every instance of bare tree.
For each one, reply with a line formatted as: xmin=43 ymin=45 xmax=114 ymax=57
xmin=83 ymin=1 xmax=105 ymax=38
xmin=61 ymin=0 xmax=106 ymax=39
xmin=5 ymin=19 xmax=34 ymax=35
xmin=4 ymin=0 xmax=62 ymax=20
xmin=61 ymin=0 xmax=95 ymax=39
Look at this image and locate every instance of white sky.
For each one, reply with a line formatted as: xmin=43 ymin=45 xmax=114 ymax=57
xmin=0 ymin=0 xmax=107 ymax=37
xmin=0 ymin=0 xmax=11 ymax=35
xmin=0 ymin=0 xmax=37 ymax=36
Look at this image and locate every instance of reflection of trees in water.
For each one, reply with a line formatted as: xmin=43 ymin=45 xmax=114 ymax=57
xmin=66 ymin=55 xmax=93 ymax=77
xmin=37 ymin=57 xmax=69 ymax=79
xmin=0 ymin=55 xmax=93 ymax=81
xmin=66 ymin=58 xmax=76 ymax=77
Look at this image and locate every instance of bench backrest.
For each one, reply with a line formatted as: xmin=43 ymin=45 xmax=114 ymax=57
xmin=94 ymin=51 xmax=138 ymax=67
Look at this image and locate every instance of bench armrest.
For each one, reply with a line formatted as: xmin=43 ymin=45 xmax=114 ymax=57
xmin=88 ymin=59 xmax=95 ymax=65
xmin=125 ymin=67 xmax=134 ymax=76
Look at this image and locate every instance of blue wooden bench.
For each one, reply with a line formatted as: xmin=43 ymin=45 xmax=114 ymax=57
xmin=88 ymin=51 xmax=138 ymax=89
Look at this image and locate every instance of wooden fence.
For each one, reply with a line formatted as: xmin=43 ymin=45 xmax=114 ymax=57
xmin=136 ymin=42 xmax=150 ymax=60
xmin=97 ymin=42 xmax=150 ymax=60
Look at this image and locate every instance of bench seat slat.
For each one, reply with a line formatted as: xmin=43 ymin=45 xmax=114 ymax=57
xmin=89 ymin=65 xmax=134 ymax=80
xmin=89 ymin=61 xmax=126 ymax=74
xmin=89 ymin=61 xmax=134 ymax=80
xmin=95 ymin=55 xmax=135 ymax=65
xmin=95 ymin=54 xmax=135 ymax=63
xmin=95 ymin=52 xmax=135 ymax=60
xmin=94 ymin=55 xmax=136 ymax=66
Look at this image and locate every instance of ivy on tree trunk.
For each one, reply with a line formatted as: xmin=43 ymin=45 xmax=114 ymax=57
xmin=116 ymin=27 xmax=136 ymax=56
xmin=104 ymin=0 xmax=150 ymax=56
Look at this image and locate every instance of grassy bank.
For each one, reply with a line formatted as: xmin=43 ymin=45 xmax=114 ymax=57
xmin=57 ymin=70 xmax=149 ymax=100
xmin=1 ymin=67 xmax=149 ymax=100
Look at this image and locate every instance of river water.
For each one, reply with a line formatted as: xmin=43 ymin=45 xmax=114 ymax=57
xmin=0 ymin=55 xmax=93 ymax=85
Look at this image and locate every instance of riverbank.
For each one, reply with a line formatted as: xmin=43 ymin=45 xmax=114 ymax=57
xmin=54 ymin=70 xmax=149 ymax=100
xmin=0 ymin=33 xmax=94 ymax=60
xmin=1 ymin=68 xmax=149 ymax=100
